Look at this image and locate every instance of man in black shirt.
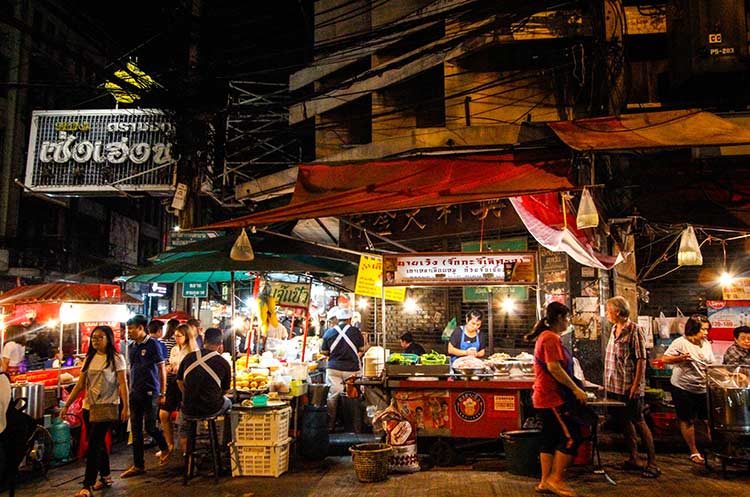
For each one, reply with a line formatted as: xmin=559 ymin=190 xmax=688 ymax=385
xmin=177 ymin=328 xmax=232 ymax=447
xmin=400 ymin=332 xmax=426 ymax=356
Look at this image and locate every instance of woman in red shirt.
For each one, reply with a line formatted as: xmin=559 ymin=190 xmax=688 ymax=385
xmin=526 ymin=302 xmax=588 ymax=497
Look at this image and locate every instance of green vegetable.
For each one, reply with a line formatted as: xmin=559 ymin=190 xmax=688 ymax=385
xmin=420 ymin=350 xmax=447 ymax=365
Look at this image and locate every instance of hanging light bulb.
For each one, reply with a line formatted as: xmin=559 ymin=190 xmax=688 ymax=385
xmin=576 ymin=187 xmax=599 ymax=229
xmin=230 ymin=227 xmax=255 ymax=261
xmin=677 ymin=225 xmax=702 ymax=266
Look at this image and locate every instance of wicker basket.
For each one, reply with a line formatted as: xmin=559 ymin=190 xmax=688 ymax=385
xmin=349 ymin=443 xmax=392 ymax=483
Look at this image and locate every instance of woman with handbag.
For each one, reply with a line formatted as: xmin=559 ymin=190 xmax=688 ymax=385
xmin=61 ymin=326 xmax=129 ymax=497
xmin=526 ymin=302 xmax=588 ymax=497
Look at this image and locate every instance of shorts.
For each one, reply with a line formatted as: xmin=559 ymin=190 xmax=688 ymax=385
xmin=161 ymin=376 xmax=182 ymax=413
xmin=671 ymin=387 xmax=708 ymax=422
xmin=608 ymin=392 xmax=645 ymax=423
xmin=539 ymin=406 xmax=584 ymax=456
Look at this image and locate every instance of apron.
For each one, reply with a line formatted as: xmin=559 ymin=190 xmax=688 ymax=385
xmin=183 ymin=350 xmax=222 ymax=388
xmin=329 ymin=324 xmax=361 ymax=370
xmin=451 ymin=326 xmax=480 ymax=365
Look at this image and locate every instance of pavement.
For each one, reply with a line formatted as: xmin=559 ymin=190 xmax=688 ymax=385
xmin=6 ymin=439 xmax=750 ymax=497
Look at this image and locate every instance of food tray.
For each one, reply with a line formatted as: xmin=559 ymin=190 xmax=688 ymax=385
xmin=385 ymin=364 xmax=451 ymax=376
xmin=230 ymin=406 xmax=291 ymax=446
xmin=229 ymin=439 xmax=290 ymax=477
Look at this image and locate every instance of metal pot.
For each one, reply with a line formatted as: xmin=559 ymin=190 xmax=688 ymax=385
xmin=11 ymin=381 xmax=45 ymax=419
xmin=709 ymin=387 xmax=750 ymax=433
xmin=308 ymin=383 xmax=330 ymax=407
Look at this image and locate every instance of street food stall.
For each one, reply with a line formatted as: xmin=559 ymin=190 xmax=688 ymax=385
xmin=0 ymin=282 xmax=140 ymax=413
xmin=369 ymin=251 xmax=539 ymax=443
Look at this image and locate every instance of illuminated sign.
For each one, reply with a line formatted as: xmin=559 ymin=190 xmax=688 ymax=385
xmin=24 ymin=109 xmax=176 ymax=193
xmin=382 ymin=251 xmax=536 ymax=287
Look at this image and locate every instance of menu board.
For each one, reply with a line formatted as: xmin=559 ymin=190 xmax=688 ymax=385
xmin=538 ymin=246 xmax=569 ymax=307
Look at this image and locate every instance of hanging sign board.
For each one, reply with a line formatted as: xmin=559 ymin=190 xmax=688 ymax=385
xmin=354 ymin=254 xmax=406 ymax=302
xmin=266 ymin=281 xmax=312 ymax=308
xmin=461 ymin=237 xmax=529 ymax=302
xmin=382 ymin=251 xmax=536 ymax=287
xmin=183 ymin=282 xmax=208 ymax=298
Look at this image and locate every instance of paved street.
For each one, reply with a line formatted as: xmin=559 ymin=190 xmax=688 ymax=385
xmin=7 ymin=442 xmax=749 ymax=497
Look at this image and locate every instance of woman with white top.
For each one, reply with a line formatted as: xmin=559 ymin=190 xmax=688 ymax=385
xmin=1 ymin=325 xmax=27 ymax=374
xmin=158 ymin=324 xmax=198 ymax=464
xmin=662 ymin=314 xmax=715 ymax=464
xmin=61 ymin=326 xmax=129 ymax=497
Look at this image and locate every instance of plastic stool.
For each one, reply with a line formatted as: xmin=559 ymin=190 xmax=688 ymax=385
xmin=182 ymin=414 xmax=222 ymax=485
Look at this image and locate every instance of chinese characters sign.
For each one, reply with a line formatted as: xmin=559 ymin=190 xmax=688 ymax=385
xmin=382 ymin=252 xmax=536 ymax=287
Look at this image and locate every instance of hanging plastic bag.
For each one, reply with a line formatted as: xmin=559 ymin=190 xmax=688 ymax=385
xmin=441 ymin=317 xmax=457 ymax=342
xmin=671 ymin=307 xmax=688 ymax=335
xmin=657 ymin=312 xmax=671 ymax=339
xmin=230 ymin=228 xmax=255 ymax=261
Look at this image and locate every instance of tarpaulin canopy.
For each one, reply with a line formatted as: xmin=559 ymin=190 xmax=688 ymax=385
xmin=199 ymin=151 xmax=573 ymax=229
xmin=548 ymin=109 xmax=750 ymax=151
xmin=0 ymin=283 xmax=141 ymax=306
xmin=510 ymin=194 xmax=626 ymax=270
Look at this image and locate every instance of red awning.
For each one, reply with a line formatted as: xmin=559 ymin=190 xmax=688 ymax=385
xmin=548 ymin=109 xmax=750 ymax=151
xmin=201 ymin=151 xmax=573 ymax=229
xmin=0 ymin=283 xmax=141 ymax=306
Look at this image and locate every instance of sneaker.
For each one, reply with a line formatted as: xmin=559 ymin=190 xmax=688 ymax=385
xmin=121 ymin=466 xmax=146 ymax=479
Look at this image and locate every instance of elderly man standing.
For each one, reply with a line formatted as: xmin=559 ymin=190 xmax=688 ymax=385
xmin=320 ymin=308 xmax=364 ymax=432
xmin=604 ymin=296 xmax=660 ymax=478
xmin=122 ymin=315 xmax=170 ymax=478
xmin=604 ymin=297 xmax=661 ymax=478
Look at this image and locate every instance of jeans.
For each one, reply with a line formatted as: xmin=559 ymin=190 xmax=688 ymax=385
xmin=130 ymin=391 xmax=168 ymax=468
xmin=82 ymin=409 xmax=111 ymax=487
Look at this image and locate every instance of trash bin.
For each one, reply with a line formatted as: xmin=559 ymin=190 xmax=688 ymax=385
xmin=501 ymin=430 xmax=543 ymax=476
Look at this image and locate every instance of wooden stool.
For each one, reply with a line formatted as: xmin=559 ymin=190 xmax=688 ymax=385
xmin=182 ymin=414 xmax=222 ymax=485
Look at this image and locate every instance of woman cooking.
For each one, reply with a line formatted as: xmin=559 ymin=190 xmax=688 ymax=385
xmin=448 ymin=310 xmax=486 ymax=365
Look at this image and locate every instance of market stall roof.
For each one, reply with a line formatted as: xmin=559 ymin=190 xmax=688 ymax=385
xmin=0 ymin=283 xmax=141 ymax=306
xmin=548 ymin=109 xmax=750 ymax=151
xmin=116 ymin=251 xmax=355 ymax=284
xmin=155 ymin=310 xmax=193 ymax=322
xmin=197 ymin=151 xmax=573 ymax=229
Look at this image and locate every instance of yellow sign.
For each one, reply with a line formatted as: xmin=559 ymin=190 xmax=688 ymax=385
xmin=722 ymin=277 xmax=750 ymax=300
xmin=354 ymin=254 xmax=406 ymax=302
xmin=104 ymin=61 xmax=160 ymax=104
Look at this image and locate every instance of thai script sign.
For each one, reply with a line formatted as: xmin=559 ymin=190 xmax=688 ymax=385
xmin=382 ymin=252 xmax=536 ymax=287
xmin=354 ymin=254 xmax=406 ymax=302
xmin=25 ymin=109 xmax=176 ymax=193
xmin=267 ymin=281 xmax=312 ymax=308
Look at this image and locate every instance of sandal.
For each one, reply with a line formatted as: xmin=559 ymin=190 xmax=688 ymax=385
xmin=689 ymin=453 xmax=705 ymax=465
xmin=159 ymin=445 xmax=174 ymax=466
xmin=544 ymin=481 xmax=577 ymax=497
xmin=642 ymin=465 xmax=661 ymax=478
xmin=615 ymin=460 xmax=643 ymax=471
xmin=74 ymin=488 xmax=92 ymax=497
xmin=120 ymin=466 xmax=146 ymax=479
xmin=92 ymin=475 xmax=113 ymax=490
xmin=535 ymin=482 xmax=553 ymax=494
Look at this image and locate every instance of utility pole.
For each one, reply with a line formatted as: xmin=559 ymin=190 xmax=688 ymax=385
xmin=590 ymin=0 xmax=626 ymax=116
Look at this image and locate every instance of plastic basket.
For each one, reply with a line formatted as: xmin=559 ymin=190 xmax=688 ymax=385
xmin=231 ymin=406 xmax=291 ymax=446
xmin=650 ymin=411 xmax=678 ymax=436
xmin=349 ymin=443 xmax=392 ymax=483
xmin=229 ymin=439 xmax=291 ymax=477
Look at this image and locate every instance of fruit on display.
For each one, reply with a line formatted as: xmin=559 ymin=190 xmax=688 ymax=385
xmin=235 ymin=371 xmax=269 ymax=391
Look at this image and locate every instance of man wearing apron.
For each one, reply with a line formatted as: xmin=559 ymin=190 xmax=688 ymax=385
xmin=176 ymin=328 xmax=232 ymax=449
xmin=320 ymin=308 xmax=364 ymax=432
xmin=448 ymin=310 xmax=486 ymax=365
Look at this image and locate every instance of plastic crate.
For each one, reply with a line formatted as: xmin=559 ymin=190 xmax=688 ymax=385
xmin=229 ymin=439 xmax=290 ymax=477
xmin=650 ymin=411 xmax=678 ymax=436
xmin=231 ymin=406 xmax=291 ymax=446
